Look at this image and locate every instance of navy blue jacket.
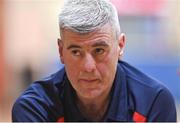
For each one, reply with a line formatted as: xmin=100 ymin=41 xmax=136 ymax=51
xmin=12 ymin=61 xmax=177 ymax=122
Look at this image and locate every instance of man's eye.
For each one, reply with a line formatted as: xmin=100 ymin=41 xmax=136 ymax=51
xmin=94 ymin=48 xmax=105 ymax=55
xmin=71 ymin=50 xmax=81 ymax=56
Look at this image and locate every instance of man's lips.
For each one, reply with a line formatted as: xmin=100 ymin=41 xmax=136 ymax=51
xmin=78 ymin=79 xmax=99 ymax=83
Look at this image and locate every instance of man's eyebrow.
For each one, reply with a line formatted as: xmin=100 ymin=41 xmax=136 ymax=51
xmin=67 ymin=44 xmax=81 ymax=49
xmin=92 ymin=41 xmax=109 ymax=47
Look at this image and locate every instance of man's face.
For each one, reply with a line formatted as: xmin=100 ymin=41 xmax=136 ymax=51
xmin=58 ymin=24 xmax=125 ymax=99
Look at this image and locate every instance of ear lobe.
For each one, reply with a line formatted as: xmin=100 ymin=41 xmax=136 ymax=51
xmin=118 ymin=49 xmax=124 ymax=59
xmin=119 ymin=50 xmax=124 ymax=55
xmin=57 ymin=38 xmax=64 ymax=64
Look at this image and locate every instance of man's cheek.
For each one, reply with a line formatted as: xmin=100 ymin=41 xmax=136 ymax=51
xmin=97 ymin=64 xmax=109 ymax=76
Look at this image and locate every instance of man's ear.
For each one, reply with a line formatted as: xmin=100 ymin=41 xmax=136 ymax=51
xmin=118 ymin=33 xmax=126 ymax=58
xmin=57 ymin=38 xmax=64 ymax=64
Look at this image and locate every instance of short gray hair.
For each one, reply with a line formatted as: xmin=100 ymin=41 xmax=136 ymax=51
xmin=59 ymin=0 xmax=121 ymax=38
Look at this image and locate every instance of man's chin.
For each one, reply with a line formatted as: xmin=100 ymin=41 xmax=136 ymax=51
xmin=79 ymin=89 xmax=103 ymax=99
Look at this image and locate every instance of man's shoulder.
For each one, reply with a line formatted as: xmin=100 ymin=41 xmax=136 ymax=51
xmin=118 ymin=60 xmax=167 ymax=92
xmin=12 ymin=67 xmax=66 ymax=121
xmin=118 ymin=60 xmax=176 ymax=119
xmin=21 ymin=66 xmax=66 ymax=98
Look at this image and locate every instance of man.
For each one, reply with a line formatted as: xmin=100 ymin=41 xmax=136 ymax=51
xmin=12 ymin=0 xmax=177 ymax=122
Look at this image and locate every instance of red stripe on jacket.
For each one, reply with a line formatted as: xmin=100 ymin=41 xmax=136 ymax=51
xmin=57 ymin=117 xmax=64 ymax=122
xmin=133 ymin=111 xmax=146 ymax=122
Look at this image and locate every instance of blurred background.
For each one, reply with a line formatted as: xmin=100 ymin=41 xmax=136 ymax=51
xmin=0 ymin=0 xmax=180 ymax=121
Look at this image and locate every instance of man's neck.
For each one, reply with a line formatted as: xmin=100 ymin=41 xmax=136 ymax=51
xmin=76 ymin=89 xmax=111 ymax=121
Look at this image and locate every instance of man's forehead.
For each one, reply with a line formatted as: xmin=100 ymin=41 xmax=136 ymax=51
xmin=60 ymin=23 xmax=114 ymax=39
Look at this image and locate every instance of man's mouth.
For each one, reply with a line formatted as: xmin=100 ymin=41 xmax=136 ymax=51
xmin=78 ymin=79 xmax=99 ymax=83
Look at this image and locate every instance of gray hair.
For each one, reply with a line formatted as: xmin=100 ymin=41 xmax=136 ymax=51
xmin=59 ymin=0 xmax=121 ymax=38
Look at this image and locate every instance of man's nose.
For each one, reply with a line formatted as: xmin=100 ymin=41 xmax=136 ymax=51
xmin=83 ymin=54 xmax=96 ymax=73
